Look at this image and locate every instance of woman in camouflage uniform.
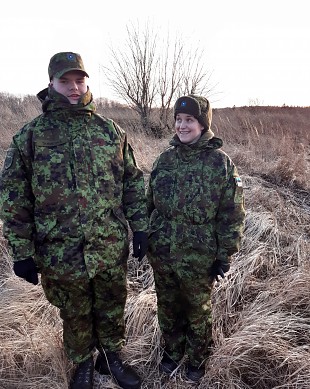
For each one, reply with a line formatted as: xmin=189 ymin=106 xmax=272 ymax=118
xmin=0 ymin=52 xmax=148 ymax=389
xmin=147 ymin=95 xmax=245 ymax=383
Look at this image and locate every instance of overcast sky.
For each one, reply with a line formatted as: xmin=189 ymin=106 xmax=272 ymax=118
xmin=0 ymin=0 xmax=308 ymax=108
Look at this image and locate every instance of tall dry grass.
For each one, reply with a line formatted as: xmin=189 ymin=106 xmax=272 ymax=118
xmin=213 ymin=106 xmax=310 ymax=191
xmin=0 ymin=94 xmax=309 ymax=388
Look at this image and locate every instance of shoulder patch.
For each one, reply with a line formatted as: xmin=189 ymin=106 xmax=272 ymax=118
xmin=3 ymin=148 xmax=16 ymax=170
xmin=234 ymin=176 xmax=242 ymax=187
xmin=234 ymin=176 xmax=243 ymax=204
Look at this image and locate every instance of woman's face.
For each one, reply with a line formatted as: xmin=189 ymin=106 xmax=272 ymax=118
xmin=175 ymin=113 xmax=204 ymax=144
xmin=50 ymin=70 xmax=88 ymax=104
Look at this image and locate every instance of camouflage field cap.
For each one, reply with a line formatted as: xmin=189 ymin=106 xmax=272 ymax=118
xmin=174 ymin=95 xmax=212 ymax=129
xmin=48 ymin=52 xmax=89 ymax=80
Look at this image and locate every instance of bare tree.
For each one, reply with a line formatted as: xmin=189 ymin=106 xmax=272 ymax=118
xmin=181 ymin=46 xmax=214 ymax=96
xmin=101 ymin=22 xmax=214 ymax=135
xmin=156 ymin=35 xmax=184 ymax=132
xmin=102 ymin=23 xmax=157 ymax=130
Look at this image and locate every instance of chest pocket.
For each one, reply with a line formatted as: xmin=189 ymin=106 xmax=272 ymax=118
xmin=152 ymin=162 xmax=177 ymax=210
xmin=34 ymin=138 xmax=69 ymax=165
xmin=33 ymin=134 xmax=72 ymax=188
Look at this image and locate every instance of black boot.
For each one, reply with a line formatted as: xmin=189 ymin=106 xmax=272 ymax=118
xmin=159 ymin=352 xmax=179 ymax=374
xmin=95 ymin=351 xmax=141 ymax=389
xmin=185 ymin=363 xmax=205 ymax=383
xmin=70 ymin=357 xmax=94 ymax=389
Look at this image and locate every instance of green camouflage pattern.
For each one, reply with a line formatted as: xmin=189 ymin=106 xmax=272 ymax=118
xmin=0 ymin=86 xmax=148 ymax=278
xmin=146 ymin=129 xmax=245 ymax=365
xmin=153 ymin=265 xmax=214 ymax=365
xmin=0 ymin=86 xmax=148 ymax=361
xmin=41 ymin=263 xmax=127 ymax=362
xmin=48 ymin=52 xmax=89 ymax=79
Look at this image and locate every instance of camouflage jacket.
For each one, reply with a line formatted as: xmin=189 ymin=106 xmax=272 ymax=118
xmin=146 ymin=130 xmax=245 ymax=270
xmin=0 ymin=87 xmax=148 ymax=279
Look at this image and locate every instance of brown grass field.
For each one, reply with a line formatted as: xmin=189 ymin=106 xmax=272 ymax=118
xmin=0 ymin=93 xmax=309 ymax=388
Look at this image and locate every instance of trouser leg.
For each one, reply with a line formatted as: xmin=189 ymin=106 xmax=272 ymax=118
xmin=153 ymin=267 xmax=187 ymax=361
xmin=93 ymin=264 xmax=142 ymax=388
xmin=180 ymin=274 xmax=213 ymax=366
xmin=41 ymin=272 xmax=95 ymax=363
xmin=92 ymin=264 xmax=128 ymax=352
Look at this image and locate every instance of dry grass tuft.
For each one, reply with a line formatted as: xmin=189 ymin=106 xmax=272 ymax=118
xmin=0 ymin=275 xmax=72 ymax=389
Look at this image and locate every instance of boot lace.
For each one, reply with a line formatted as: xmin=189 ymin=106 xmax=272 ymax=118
xmin=75 ymin=360 xmax=93 ymax=384
xmin=111 ymin=358 xmax=126 ymax=373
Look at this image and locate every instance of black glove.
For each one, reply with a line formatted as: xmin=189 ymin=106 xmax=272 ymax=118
xmin=209 ymin=259 xmax=230 ymax=282
xmin=13 ymin=257 xmax=39 ymax=285
xmin=132 ymin=231 xmax=148 ymax=261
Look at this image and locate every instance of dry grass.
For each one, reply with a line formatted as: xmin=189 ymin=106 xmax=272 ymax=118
xmin=0 ymin=281 xmax=71 ymax=389
xmin=213 ymin=106 xmax=310 ymax=193
xmin=0 ymin=95 xmax=310 ymax=388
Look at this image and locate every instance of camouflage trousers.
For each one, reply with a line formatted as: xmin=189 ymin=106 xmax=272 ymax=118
xmin=41 ymin=264 xmax=127 ymax=363
xmin=151 ymin=259 xmax=213 ymax=366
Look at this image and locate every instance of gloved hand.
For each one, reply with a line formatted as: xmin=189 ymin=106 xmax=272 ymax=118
xmin=13 ymin=257 xmax=39 ymax=285
xmin=132 ymin=231 xmax=148 ymax=261
xmin=209 ymin=259 xmax=230 ymax=282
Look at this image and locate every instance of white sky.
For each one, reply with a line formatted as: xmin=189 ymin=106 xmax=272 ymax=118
xmin=0 ymin=0 xmax=309 ymax=108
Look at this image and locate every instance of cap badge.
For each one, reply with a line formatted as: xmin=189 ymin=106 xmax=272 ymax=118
xmin=67 ymin=53 xmax=76 ymax=61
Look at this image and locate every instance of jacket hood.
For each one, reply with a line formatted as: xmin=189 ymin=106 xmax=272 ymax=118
xmin=169 ymin=130 xmax=223 ymax=162
xmin=36 ymin=86 xmax=96 ymax=113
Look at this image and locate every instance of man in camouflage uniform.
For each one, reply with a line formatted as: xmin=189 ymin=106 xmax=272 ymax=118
xmin=0 ymin=52 xmax=148 ymax=389
xmin=147 ymin=95 xmax=245 ymax=383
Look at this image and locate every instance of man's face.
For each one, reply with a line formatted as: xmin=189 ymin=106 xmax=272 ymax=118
xmin=50 ymin=70 xmax=88 ymax=104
